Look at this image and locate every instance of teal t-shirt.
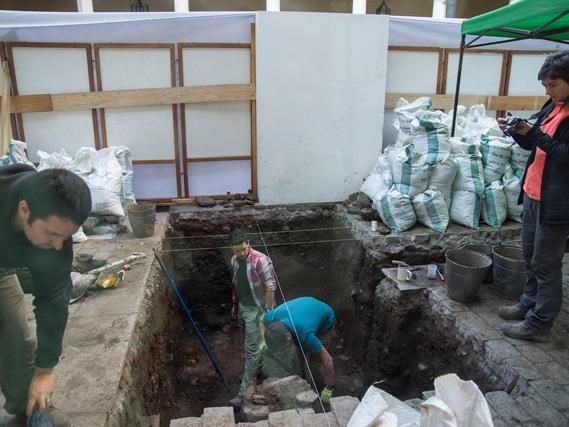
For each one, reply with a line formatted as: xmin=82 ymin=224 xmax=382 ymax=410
xmin=263 ymin=297 xmax=335 ymax=354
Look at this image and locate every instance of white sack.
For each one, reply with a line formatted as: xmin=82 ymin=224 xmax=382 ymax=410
xmin=450 ymin=190 xmax=481 ymax=229
xmin=413 ymin=189 xmax=449 ymax=233
xmin=452 ymin=149 xmax=485 ymax=196
xmin=0 ymin=139 xmax=36 ymax=168
xmin=428 ymin=155 xmax=458 ymax=208
xmin=481 ymin=181 xmax=507 ymax=228
xmin=449 ymin=137 xmax=474 ymax=155
xmin=431 ymin=374 xmax=494 ymax=427
xmin=108 ymin=146 xmax=135 ymax=204
xmin=37 ymin=149 xmax=73 ymax=170
xmin=347 ymin=384 xmax=390 ymax=427
xmin=411 ymin=110 xmax=451 ymax=165
xmin=72 ymin=227 xmax=88 ymax=243
xmin=503 ymin=165 xmax=523 ymax=223
xmin=360 ymin=155 xmax=391 ymax=200
xmin=388 ymin=146 xmax=431 ymax=198
xmin=393 ymin=97 xmax=432 ymax=137
xmin=421 ymin=397 xmax=458 ymax=427
xmin=480 ymin=134 xmax=512 ymax=183
xmin=468 ymin=104 xmax=502 ymax=136
xmin=374 ymin=187 xmax=417 ymax=234
xmin=510 ymin=143 xmax=530 ymax=173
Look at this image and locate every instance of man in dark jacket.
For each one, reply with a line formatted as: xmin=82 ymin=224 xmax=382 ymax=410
xmin=498 ymin=51 xmax=569 ymax=341
xmin=0 ymin=164 xmax=91 ymax=425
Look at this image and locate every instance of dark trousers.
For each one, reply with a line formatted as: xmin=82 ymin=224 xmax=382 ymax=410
xmin=520 ymin=195 xmax=569 ymax=331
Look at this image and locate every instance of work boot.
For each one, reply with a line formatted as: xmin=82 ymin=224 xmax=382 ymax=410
xmin=228 ymin=395 xmax=243 ymax=408
xmin=502 ymin=321 xmax=549 ymax=342
xmin=498 ymin=304 xmax=528 ymax=321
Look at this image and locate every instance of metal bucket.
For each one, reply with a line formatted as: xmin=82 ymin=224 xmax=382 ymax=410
xmin=127 ymin=203 xmax=156 ymax=238
xmin=446 ymin=249 xmax=492 ymax=303
xmin=490 ymin=245 xmax=527 ymax=300
xmin=463 ymin=244 xmax=493 ymax=284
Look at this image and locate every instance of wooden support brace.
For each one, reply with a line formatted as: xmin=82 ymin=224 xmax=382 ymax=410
xmin=1 ymin=61 xmax=12 ymax=156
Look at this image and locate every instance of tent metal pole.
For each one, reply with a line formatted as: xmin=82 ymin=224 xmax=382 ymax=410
xmin=451 ymin=34 xmax=465 ymax=138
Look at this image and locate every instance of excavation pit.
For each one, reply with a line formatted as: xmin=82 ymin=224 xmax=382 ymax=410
xmin=146 ymin=205 xmax=530 ymax=425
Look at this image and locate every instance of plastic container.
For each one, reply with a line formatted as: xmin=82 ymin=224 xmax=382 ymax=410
xmin=490 ymin=245 xmax=526 ymax=299
xmin=127 ymin=203 xmax=156 ymax=238
xmin=446 ymin=249 xmax=492 ymax=303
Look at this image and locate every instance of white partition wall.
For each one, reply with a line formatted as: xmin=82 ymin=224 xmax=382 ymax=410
xmin=8 ymin=44 xmax=97 ymax=161
xmin=179 ymin=43 xmax=253 ymax=197
xmin=256 ymin=12 xmax=389 ymax=205
xmin=96 ymin=44 xmax=180 ymax=199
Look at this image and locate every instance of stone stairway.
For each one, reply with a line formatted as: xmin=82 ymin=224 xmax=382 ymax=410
xmin=169 ymin=396 xmax=360 ymax=427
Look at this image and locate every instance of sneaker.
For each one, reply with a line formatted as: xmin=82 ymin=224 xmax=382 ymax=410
xmin=502 ymin=321 xmax=549 ymax=342
xmin=498 ymin=304 xmax=528 ymax=321
xmin=228 ymin=395 xmax=243 ymax=408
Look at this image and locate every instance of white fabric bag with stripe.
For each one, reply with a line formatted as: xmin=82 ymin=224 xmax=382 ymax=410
xmin=481 ymin=180 xmax=507 ymax=228
xmin=452 ymin=145 xmax=485 ymax=196
xmin=411 ymin=110 xmax=451 ymax=165
xmin=450 ymin=190 xmax=482 ymax=229
xmin=428 ymin=153 xmax=458 ymax=210
xmin=387 ymin=145 xmax=431 ymax=199
xmin=502 ymin=165 xmax=523 ymax=223
xmin=480 ymin=134 xmax=512 ymax=183
xmin=373 ymin=187 xmax=417 ymax=234
xmin=412 ymin=189 xmax=449 ymax=233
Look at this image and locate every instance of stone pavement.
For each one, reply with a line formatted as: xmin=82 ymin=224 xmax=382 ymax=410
xmin=407 ymin=254 xmax=569 ymax=426
xmin=0 ymin=213 xmax=169 ymax=427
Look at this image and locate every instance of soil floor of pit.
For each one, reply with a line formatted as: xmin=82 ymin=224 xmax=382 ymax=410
xmin=2 ymin=207 xmax=569 ymax=426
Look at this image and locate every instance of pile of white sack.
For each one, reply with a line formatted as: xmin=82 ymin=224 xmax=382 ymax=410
xmin=360 ymin=97 xmax=528 ymax=233
xmin=37 ymin=146 xmax=135 ymax=218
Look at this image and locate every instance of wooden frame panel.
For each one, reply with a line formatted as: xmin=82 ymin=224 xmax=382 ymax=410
xmin=6 ymin=42 xmax=98 ymax=150
xmin=178 ymin=34 xmax=255 ymax=198
xmin=95 ymin=43 xmax=182 ymax=197
xmin=388 ymin=46 xmax=445 ymax=94
xmin=442 ymin=48 xmax=508 ymax=98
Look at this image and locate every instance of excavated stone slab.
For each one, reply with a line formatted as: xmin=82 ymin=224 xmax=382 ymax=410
xmin=485 ymin=391 xmax=533 ymax=424
xmin=238 ymin=422 xmax=269 ymax=427
xmin=329 ymin=396 xmax=359 ymax=427
xmin=202 ymin=407 xmax=235 ymax=427
xmin=170 ymin=417 xmax=202 ymax=427
xmin=301 ymin=413 xmax=339 ymax=427
xmin=268 ymin=409 xmax=302 ymax=427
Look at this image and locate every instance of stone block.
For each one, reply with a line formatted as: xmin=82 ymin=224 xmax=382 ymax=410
xmin=301 ymin=413 xmax=338 ymax=427
xmin=485 ymin=391 xmax=533 ymax=424
xmin=515 ymin=393 xmax=569 ymax=427
xmin=238 ymin=421 xmax=269 ymax=427
xmin=485 ymin=339 xmax=521 ymax=363
xmin=268 ymin=409 xmax=302 ymax=427
xmin=202 ymin=407 xmax=235 ymax=427
xmin=532 ymin=380 xmax=569 ymax=412
xmin=514 ymin=343 xmax=554 ymax=364
xmin=170 ymin=417 xmax=202 ymax=427
xmin=242 ymin=404 xmax=270 ymax=423
xmin=330 ymin=396 xmax=359 ymax=427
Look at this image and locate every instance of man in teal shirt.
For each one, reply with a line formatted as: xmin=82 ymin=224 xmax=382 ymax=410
xmin=261 ymin=297 xmax=336 ymax=403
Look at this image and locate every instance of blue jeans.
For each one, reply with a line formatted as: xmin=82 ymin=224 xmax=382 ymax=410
xmin=520 ymin=195 xmax=569 ymax=331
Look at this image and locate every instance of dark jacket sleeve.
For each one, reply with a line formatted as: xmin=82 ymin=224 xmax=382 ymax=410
xmin=29 ymin=240 xmax=73 ymax=369
xmin=512 ymin=132 xmax=535 ymax=151
xmin=528 ymin=120 xmax=569 ymax=160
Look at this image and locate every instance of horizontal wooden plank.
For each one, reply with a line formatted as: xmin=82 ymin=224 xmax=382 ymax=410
xmin=385 ymin=93 xmax=548 ymax=111
xmin=4 ymin=84 xmax=256 ymax=113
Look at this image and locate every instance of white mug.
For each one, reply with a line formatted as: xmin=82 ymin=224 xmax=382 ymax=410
xmin=397 ymin=265 xmax=412 ymax=281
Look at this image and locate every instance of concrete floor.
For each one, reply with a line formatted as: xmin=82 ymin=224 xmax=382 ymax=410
xmin=2 ymin=209 xmax=569 ymax=426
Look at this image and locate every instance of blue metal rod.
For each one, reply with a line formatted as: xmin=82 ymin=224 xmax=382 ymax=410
xmin=153 ymin=251 xmax=231 ymax=393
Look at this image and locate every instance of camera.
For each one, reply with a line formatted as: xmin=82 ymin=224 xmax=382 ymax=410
xmin=502 ymin=115 xmax=530 ymax=137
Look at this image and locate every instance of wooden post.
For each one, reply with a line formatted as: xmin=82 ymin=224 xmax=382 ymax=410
xmin=1 ymin=61 xmax=12 ymax=156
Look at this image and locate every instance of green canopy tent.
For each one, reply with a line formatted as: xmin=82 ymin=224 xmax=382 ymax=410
xmin=451 ymin=0 xmax=569 ymax=136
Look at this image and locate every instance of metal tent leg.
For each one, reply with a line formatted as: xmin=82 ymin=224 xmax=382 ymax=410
xmin=451 ymin=34 xmax=466 ymax=138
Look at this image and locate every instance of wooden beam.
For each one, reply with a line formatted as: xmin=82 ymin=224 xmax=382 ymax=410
xmin=385 ymin=93 xmax=548 ymax=111
xmin=1 ymin=61 xmax=12 ymax=156
xmin=3 ymin=84 xmax=256 ymax=113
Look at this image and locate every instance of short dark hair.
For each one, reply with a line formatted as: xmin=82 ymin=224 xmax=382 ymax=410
xmin=538 ymin=51 xmax=569 ymax=83
xmin=264 ymin=321 xmax=291 ymax=352
xmin=19 ymin=169 xmax=91 ymax=225
xmin=230 ymin=231 xmax=252 ymax=247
